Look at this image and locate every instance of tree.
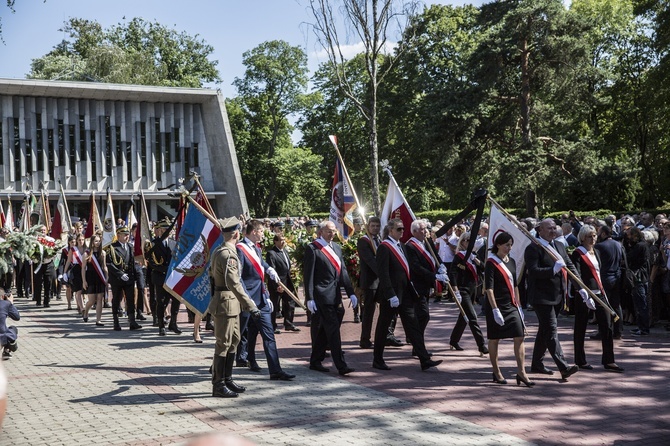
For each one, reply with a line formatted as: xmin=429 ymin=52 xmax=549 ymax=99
xmin=28 ymin=17 xmax=220 ymax=87
xmin=308 ymin=0 xmax=420 ymax=216
xmin=230 ymin=41 xmax=318 ymax=217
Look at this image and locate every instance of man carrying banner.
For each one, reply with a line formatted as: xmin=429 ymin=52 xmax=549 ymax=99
xmin=358 ymin=217 xmax=381 ymax=349
xmin=209 ymin=217 xmax=261 ymax=398
xmin=106 ymin=226 xmax=142 ymax=331
xmin=526 ymin=218 xmax=582 ymax=380
xmin=146 ymin=219 xmax=181 ymax=336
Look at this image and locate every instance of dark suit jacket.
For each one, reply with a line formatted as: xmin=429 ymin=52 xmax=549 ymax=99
xmin=236 ymin=239 xmax=271 ymax=306
xmin=405 ymin=239 xmax=437 ymax=297
xmin=524 ymin=240 xmax=580 ymax=306
xmin=303 ymin=241 xmax=355 ymax=306
xmin=357 ymin=235 xmax=379 ymax=290
xmin=107 ymin=241 xmax=136 ymax=286
xmin=594 ymin=238 xmax=623 ymax=282
xmin=376 ymin=239 xmax=414 ymax=304
xmin=0 ymin=299 xmax=19 ymax=345
xmin=266 ymin=246 xmax=295 ymax=294
xmin=146 ymin=237 xmax=172 ymax=274
xmin=571 ymin=248 xmax=602 ymax=292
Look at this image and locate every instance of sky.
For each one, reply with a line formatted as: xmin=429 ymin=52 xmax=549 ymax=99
xmin=0 ymin=0 xmax=484 ymax=99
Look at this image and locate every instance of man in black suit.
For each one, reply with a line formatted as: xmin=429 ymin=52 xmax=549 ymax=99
xmin=146 ymin=219 xmax=180 ymax=336
xmin=266 ymin=233 xmax=299 ymax=332
xmin=106 ymin=226 xmax=142 ymax=331
xmin=525 ymin=218 xmax=582 ymax=379
xmin=304 ymin=221 xmax=357 ymax=375
xmin=595 ymin=225 xmax=624 ymax=339
xmin=357 ymin=217 xmax=381 ymax=349
xmin=374 ymin=218 xmax=442 ymax=371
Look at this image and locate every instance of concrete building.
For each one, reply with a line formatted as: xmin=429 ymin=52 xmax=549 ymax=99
xmin=0 ymin=78 xmax=248 ymax=222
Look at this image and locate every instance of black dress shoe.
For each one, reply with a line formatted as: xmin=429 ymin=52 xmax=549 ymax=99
xmin=449 ymin=342 xmax=464 ymax=351
xmin=235 ymin=360 xmax=249 ymax=368
xmin=372 ymin=361 xmax=391 ymax=370
xmin=159 ymin=327 xmax=166 ymax=336
xmin=205 ymin=322 xmax=215 ymax=331
xmin=273 ymin=328 xmax=281 ymax=334
xmin=309 ymin=363 xmax=329 ymax=372
xmin=136 ymin=313 xmax=147 ymax=321
xmin=338 ymin=367 xmax=355 ymax=376
xmin=479 ymin=345 xmax=490 ymax=355
xmin=129 ymin=323 xmax=143 ymax=330
xmin=270 ymin=371 xmax=295 ymax=381
xmin=421 ymin=359 xmax=443 ymax=371
xmin=225 ymin=379 xmax=246 ymax=393
xmin=285 ymin=326 xmax=301 ymax=332
xmin=560 ymin=365 xmax=579 ymax=380
xmin=530 ymin=366 xmax=554 ymax=375
xmin=168 ymin=324 xmax=182 ymax=335
xmin=359 ymin=341 xmax=373 ymax=349
xmin=385 ymin=337 xmax=403 ymax=347
xmin=604 ymin=364 xmax=625 ymax=373
xmin=578 ymin=363 xmax=593 ymax=370
xmin=212 ymin=384 xmax=238 ymax=398
xmin=113 ymin=325 xmax=122 ymax=331
xmin=249 ymin=362 xmax=262 ymax=372
xmin=95 ymin=322 xmax=104 ymax=327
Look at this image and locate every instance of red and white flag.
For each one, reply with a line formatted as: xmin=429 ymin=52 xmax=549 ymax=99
xmin=380 ymin=172 xmax=415 ymax=243
xmin=84 ymin=192 xmax=102 ymax=239
xmin=102 ymin=190 xmax=116 ymax=248
xmin=328 ymin=135 xmax=357 ymax=239
xmin=50 ymin=188 xmax=71 ymax=241
xmin=487 ymin=201 xmax=531 ymax=282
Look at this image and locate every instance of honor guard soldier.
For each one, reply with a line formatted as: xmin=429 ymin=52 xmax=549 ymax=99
xmin=146 ymin=218 xmax=181 ymax=336
xmin=106 ymin=226 xmax=142 ymax=331
xmin=209 ymin=217 xmax=260 ymax=398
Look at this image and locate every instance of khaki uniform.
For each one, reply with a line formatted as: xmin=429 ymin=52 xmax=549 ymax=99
xmin=209 ymin=241 xmax=258 ymax=358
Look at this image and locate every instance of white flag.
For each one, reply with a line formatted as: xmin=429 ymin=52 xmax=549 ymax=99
xmin=4 ymin=200 xmax=13 ymax=231
xmin=487 ymin=202 xmax=531 ymax=282
xmin=102 ymin=191 xmax=116 ymax=248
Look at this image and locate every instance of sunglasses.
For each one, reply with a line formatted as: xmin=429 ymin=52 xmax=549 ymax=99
xmin=396 ymin=227 xmax=405 ymax=231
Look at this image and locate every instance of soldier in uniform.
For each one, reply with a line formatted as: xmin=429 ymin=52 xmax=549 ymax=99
xmin=209 ymin=217 xmax=260 ymax=398
xmin=146 ymin=218 xmax=181 ymax=336
xmin=106 ymin=226 xmax=142 ymax=331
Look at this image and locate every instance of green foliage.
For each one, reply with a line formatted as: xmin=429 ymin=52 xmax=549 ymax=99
xmin=28 ymin=17 xmax=220 ymax=87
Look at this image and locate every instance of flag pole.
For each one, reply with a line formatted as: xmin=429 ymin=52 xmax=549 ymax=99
xmin=329 ymin=135 xmax=366 ymax=223
xmin=59 ymin=181 xmax=72 ymax=230
xmin=487 ymin=196 xmax=618 ymax=321
xmin=190 ymin=172 xmax=217 ymax=218
xmin=380 ymin=161 xmax=417 ymax=221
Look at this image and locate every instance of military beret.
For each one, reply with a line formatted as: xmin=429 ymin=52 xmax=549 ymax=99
xmin=305 ymin=220 xmax=318 ymax=227
xmin=219 ymin=216 xmax=241 ymax=233
xmin=273 ymin=220 xmax=285 ymax=228
xmin=154 ymin=218 xmax=171 ymax=230
xmin=116 ymin=225 xmax=130 ymax=234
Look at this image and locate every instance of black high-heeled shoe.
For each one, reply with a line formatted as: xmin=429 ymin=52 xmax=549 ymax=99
xmin=515 ymin=374 xmax=535 ymax=387
xmin=492 ymin=373 xmax=507 ymax=384
xmin=450 ymin=342 xmax=464 ymax=351
xmin=193 ymin=332 xmax=203 ymax=344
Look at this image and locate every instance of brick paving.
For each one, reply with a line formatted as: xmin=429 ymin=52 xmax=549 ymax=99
xmin=2 ymin=291 xmax=669 ymax=445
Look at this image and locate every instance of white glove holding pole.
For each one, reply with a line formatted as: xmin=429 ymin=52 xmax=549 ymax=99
xmin=553 ymin=258 xmax=566 ymax=275
xmin=389 ymin=296 xmax=400 ymax=308
xmin=121 ymin=273 xmax=129 ymax=282
xmin=493 ymin=308 xmax=505 ymax=326
xmin=435 ymin=273 xmax=449 ymax=283
xmin=267 ymin=267 xmax=280 ymax=283
xmin=453 ymin=290 xmax=462 ymax=304
xmin=579 ymin=289 xmax=596 ymax=310
xmin=437 ymin=264 xmax=447 ymax=275
xmin=349 ymin=294 xmax=358 ymax=308
xmin=62 ymin=272 xmax=69 ymax=282
xmin=307 ymin=300 xmax=318 ymax=313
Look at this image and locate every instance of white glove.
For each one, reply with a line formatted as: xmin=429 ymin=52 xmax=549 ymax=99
xmin=454 ymin=290 xmax=462 ymax=303
xmin=469 ymin=253 xmax=477 ymax=262
xmin=267 ymin=267 xmax=280 ymax=283
xmin=435 ymin=273 xmax=449 ymax=283
xmin=493 ymin=308 xmax=505 ymax=326
xmin=579 ymin=289 xmax=596 ymax=310
xmin=267 ymin=299 xmax=274 ymax=313
xmin=121 ymin=273 xmax=129 ymax=282
xmin=389 ymin=296 xmax=400 ymax=308
xmin=307 ymin=300 xmax=317 ymax=313
xmin=58 ymin=274 xmax=63 ymax=281
xmin=518 ymin=306 xmax=525 ymax=322
xmin=437 ymin=264 xmax=447 ymax=275
xmin=62 ymin=272 xmax=68 ymax=282
xmin=349 ymin=294 xmax=358 ymax=308
xmin=553 ymin=258 xmax=566 ymax=275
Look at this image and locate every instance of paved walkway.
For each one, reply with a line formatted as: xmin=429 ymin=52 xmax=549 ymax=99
xmin=2 ymin=292 xmax=669 ymax=445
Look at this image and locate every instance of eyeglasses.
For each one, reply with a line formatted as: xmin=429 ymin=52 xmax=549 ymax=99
xmin=396 ymin=227 xmax=405 ymax=231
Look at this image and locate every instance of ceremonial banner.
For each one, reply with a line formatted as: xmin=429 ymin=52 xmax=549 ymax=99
xmin=164 ymin=204 xmax=222 ymax=316
xmin=329 ymin=157 xmax=357 ymax=239
xmin=127 ymin=203 xmax=138 ymax=229
xmin=133 ymin=190 xmax=152 ymax=262
xmin=50 ymin=188 xmax=71 ymax=241
xmin=102 ymin=190 xmax=116 ymax=248
xmin=380 ymin=172 xmax=415 ymax=243
xmin=84 ymin=192 xmax=102 ymax=239
xmin=0 ymin=204 xmax=5 ymax=229
xmin=18 ymin=193 xmax=36 ymax=231
xmin=4 ymin=200 xmax=13 ymax=231
xmin=487 ymin=202 xmax=531 ymax=283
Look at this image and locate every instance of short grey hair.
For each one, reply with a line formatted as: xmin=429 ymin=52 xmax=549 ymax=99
xmin=577 ymin=224 xmax=597 ymax=244
xmin=410 ymin=219 xmax=428 ymax=234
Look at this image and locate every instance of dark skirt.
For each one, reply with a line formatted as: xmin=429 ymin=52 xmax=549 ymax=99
xmin=486 ymin=299 xmax=524 ymax=339
xmin=83 ymin=267 xmax=106 ymax=295
xmin=70 ymin=265 xmax=83 ymax=292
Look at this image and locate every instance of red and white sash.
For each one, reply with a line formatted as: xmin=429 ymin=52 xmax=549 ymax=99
xmin=545 ymin=242 xmax=569 ymax=298
xmin=89 ymin=251 xmax=107 ymax=284
xmin=575 ymin=246 xmax=605 ymax=295
xmin=71 ymin=246 xmax=84 ymax=265
xmin=312 ymin=238 xmax=341 ymax=275
xmin=360 ymin=234 xmax=377 ymax=253
xmin=456 ymin=251 xmax=478 ymax=281
xmin=487 ymin=254 xmax=518 ymax=306
xmin=407 ymin=237 xmax=437 ymax=272
xmin=237 ymin=241 xmax=265 ymax=281
xmin=382 ymin=239 xmax=410 ymax=279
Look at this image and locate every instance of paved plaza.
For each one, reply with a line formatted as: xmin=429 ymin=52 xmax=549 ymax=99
xmin=2 ymin=291 xmax=669 ymax=445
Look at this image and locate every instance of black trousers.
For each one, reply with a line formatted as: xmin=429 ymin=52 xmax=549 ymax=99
xmin=531 ymin=303 xmax=569 ymax=371
xmin=310 ymin=301 xmax=348 ymax=371
xmin=450 ymin=289 xmax=486 ymax=348
xmin=111 ymin=281 xmax=137 ymax=327
xmin=16 ymin=260 xmax=32 ymax=297
xmin=34 ymin=262 xmax=55 ymax=305
xmin=414 ymin=295 xmax=430 ymax=336
xmin=574 ymin=294 xmax=614 ymax=365
xmin=153 ymin=271 xmax=179 ymax=328
xmin=602 ymin=278 xmax=623 ymax=337
xmin=269 ymin=289 xmax=281 ymax=330
xmin=374 ymin=297 xmax=429 ymax=364
xmin=360 ymin=287 xmax=379 ymax=344
xmin=279 ymin=291 xmax=296 ymax=328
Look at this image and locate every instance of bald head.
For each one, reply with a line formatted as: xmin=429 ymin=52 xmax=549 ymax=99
xmin=537 ymin=218 xmax=558 ymax=242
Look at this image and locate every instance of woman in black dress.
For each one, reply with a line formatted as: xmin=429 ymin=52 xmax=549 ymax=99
xmin=63 ymin=233 xmax=87 ymax=315
xmin=82 ymin=234 xmax=108 ymax=326
xmin=485 ymin=232 xmax=534 ymax=387
xmin=449 ymin=232 xmax=488 ymax=355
